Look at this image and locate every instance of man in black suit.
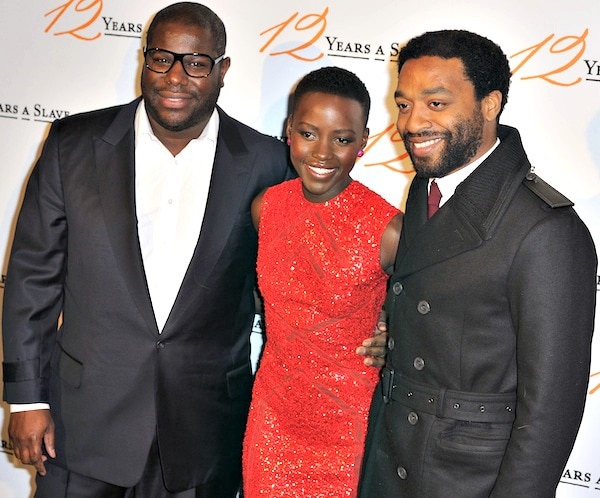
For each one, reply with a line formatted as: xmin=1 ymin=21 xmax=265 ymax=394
xmin=359 ymin=29 xmax=597 ymax=497
xmin=2 ymin=3 xmax=386 ymax=496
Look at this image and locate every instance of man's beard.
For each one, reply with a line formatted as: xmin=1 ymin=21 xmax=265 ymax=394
xmin=404 ymin=109 xmax=484 ymax=179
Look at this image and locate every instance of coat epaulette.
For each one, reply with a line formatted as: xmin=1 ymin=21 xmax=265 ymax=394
xmin=523 ymin=171 xmax=573 ymax=208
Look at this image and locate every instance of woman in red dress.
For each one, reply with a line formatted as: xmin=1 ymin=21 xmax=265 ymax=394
xmin=243 ymin=66 xmax=403 ymax=497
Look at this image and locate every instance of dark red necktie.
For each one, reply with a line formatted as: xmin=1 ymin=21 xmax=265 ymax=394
xmin=428 ymin=180 xmax=442 ymax=218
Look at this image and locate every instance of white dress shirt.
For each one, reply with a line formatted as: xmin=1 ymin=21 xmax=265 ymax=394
xmin=135 ymin=102 xmax=219 ymax=331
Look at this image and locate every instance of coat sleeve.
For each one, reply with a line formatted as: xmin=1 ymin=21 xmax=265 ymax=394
xmin=492 ymin=208 xmax=597 ymax=496
xmin=2 ymin=121 xmax=67 ymax=404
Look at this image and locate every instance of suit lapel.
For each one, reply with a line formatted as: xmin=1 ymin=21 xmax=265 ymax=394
xmin=163 ymin=108 xmax=255 ymax=331
xmin=195 ymin=109 xmax=254 ymax=271
xmin=94 ymin=99 xmax=159 ymax=334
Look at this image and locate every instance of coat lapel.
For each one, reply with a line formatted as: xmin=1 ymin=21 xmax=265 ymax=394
xmin=395 ymin=178 xmax=484 ymax=278
xmin=94 ymin=99 xmax=159 ymax=334
xmin=396 ymin=126 xmax=531 ymax=278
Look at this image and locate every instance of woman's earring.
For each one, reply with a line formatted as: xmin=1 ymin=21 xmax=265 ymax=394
xmin=357 ymin=149 xmax=364 ymax=158
xmin=286 ymin=138 xmax=291 ymax=146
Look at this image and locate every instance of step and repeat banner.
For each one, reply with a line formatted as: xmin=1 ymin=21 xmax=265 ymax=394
xmin=1 ymin=1 xmax=599 ymax=496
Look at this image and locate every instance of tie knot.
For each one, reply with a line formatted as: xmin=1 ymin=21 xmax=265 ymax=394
xmin=428 ymin=180 xmax=442 ymax=218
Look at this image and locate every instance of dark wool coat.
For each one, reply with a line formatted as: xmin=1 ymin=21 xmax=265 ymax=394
xmin=360 ymin=125 xmax=597 ymax=497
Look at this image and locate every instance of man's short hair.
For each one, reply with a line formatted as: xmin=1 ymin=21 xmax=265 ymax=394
xmin=397 ymin=30 xmax=511 ymax=115
xmin=146 ymin=2 xmax=226 ymax=56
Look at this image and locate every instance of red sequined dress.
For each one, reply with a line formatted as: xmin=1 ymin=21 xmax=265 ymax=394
xmin=242 ymin=178 xmax=399 ymax=497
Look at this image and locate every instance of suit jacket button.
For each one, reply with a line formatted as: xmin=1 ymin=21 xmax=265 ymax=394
xmin=417 ymin=300 xmax=431 ymax=314
xmin=392 ymin=282 xmax=403 ymax=295
xmin=413 ymin=357 xmax=425 ymax=370
xmin=156 ymin=341 xmax=165 ymax=349
xmin=407 ymin=411 xmax=419 ymax=425
xmin=397 ymin=466 xmax=408 ymax=479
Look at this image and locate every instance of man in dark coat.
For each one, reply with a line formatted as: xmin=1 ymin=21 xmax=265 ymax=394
xmin=359 ymin=29 xmax=597 ymax=497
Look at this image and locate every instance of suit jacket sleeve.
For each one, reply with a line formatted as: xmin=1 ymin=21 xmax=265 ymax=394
xmin=492 ymin=209 xmax=597 ymax=496
xmin=2 ymin=120 xmax=67 ymax=404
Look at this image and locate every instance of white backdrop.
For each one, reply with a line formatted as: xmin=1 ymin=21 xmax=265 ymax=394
xmin=1 ymin=1 xmax=599 ymax=496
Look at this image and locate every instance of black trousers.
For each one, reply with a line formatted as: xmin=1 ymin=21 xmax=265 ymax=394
xmin=34 ymin=438 xmax=239 ymax=498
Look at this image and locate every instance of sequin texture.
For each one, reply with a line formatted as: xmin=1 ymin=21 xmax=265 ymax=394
xmin=242 ymin=178 xmax=399 ymax=497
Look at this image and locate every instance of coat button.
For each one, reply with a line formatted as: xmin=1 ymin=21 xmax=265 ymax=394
xmin=397 ymin=466 xmax=408 ymax=479
xmin=156 ymin=341 xmax=165 ymax=349
xmin=392 ymin=282 xmax=403 ymax=295
xmin=407 ymin=411 xmax=419 ymax=425
xmin=417 ymin=300 xmax=431 ymax=314
xmin=387 ymin=337 xmax=395 ymax=351
xmin=413 ymin=357 xmax=425 ymax=370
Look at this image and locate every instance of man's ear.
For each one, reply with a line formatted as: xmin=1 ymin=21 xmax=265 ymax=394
xmin=482 ymin=90 xmax=502 ymax=122
xmin=218 ymin=57 xmax=231 ymax=88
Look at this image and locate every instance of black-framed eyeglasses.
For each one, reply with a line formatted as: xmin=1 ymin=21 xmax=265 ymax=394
xmin=143 ymin=48 xmax=225 ymax=78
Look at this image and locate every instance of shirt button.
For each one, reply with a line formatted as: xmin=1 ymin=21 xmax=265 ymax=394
xmin=407 ymin=411 xmax=419 ymax=425
xmin=397 ymin=466 xmax=408 ymax=479
xmin=392 ymin=282 xmax=403 ymax=295
xmin=413 ymin=357 xmax=425 ymax=370
xmin=417 ymin=300 xmax=431 ymax=314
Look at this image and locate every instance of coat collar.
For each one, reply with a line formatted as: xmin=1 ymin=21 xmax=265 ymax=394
xmin=394 ymin=125 xmax=532 ymax=278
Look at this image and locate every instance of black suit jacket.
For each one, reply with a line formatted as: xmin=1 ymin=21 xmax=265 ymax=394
xmin=2 ymin=98 xmax=292 ymax=491
xmin=360 ymin=125 xmax=597 ymax=497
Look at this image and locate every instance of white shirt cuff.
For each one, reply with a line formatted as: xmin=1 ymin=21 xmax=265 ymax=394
xmin=10 ymin=403 xmax=50 ymax=412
